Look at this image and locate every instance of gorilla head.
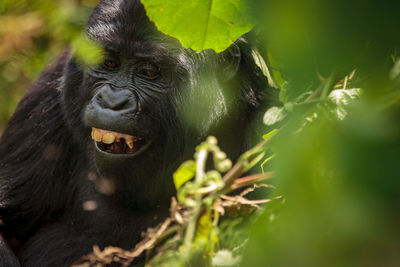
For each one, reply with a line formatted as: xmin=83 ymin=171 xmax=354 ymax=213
xmin=62 ymin=0 xmax=271 ymax=208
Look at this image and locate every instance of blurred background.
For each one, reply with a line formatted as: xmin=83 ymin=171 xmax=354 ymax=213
xmin=0 ymin=0 xmax=97 ymax=133
xmin=245 ymin=1 xmax=400 ymax=266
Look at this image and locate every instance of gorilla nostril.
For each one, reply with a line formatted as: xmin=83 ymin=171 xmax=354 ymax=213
xmin=109 ymin=98 xmax=130 ymax=110
xmin=95 ymin=86 xmax=137 ymax=112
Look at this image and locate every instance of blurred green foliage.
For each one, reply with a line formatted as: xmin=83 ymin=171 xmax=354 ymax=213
xmin=243 ymin=1 xmax=400 ymax=266
xmin=1 ymin=0 xmax=400 ymax=266
xmin=0 ymin=0 xmax=97 ymax=132
xmin=250 ymin=0 xmax=400 ymax=102
xmin=245 ymin=104 xmax=400 ymax=266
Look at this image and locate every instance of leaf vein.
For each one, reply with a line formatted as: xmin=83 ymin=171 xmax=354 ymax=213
xmin=201 ymin=0 xmax=213 ymax=50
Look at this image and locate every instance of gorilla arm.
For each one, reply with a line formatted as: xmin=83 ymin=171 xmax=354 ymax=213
xmin=0 ymin=51 xmax=78 ymax=254
xmin=0 ymin=235 xmax=19 ymax=267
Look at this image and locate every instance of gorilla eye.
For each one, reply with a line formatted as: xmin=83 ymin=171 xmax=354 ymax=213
xmin=137 ymin=63 xmax=160 ymax=79
xmin=104 ymin=59 xmax=120 ymax=70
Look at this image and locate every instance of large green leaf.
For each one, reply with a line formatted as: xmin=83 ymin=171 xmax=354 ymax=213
xmin=141 ymin=0 xmax=254 ymax=52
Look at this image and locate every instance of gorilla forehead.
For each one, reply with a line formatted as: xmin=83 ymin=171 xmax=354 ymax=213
xmin=86 ymin=0 xmax=169 ymax=55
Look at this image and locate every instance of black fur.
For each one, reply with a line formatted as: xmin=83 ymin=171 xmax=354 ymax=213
xmin=0 ymin=0 xmax=277 ymax=266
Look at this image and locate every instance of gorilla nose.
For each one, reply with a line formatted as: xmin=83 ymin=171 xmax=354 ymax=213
xmin=95 ymin=85 xmax=138 ymax=112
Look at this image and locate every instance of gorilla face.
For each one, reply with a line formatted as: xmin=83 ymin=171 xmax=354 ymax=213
xmin=60 ymin=0 xmax=269 ymax=207
xmin=61 ymin=0 xmax=227 ymax=205
xmin=82 ymin=6 xmax=184 ymax=161
xmin=81 ymin=43 xmax=184 ymax=204
xmin=84 ymin=47 xmax=172 ymax=158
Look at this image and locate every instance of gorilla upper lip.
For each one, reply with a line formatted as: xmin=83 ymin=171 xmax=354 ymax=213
xmin=91 ymin=127 xmax=148 ymax=155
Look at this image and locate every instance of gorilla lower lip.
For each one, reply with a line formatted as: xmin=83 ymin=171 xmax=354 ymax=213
xmin=91 ymin=128 xmax=146 ymax=154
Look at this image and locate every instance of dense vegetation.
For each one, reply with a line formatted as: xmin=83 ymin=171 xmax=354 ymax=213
xmin=1 ymin=0 xmax=400 ymax=266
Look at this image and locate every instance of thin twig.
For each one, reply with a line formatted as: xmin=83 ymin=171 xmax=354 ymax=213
xmin=230 ymin=172 xmax=275 ymax=191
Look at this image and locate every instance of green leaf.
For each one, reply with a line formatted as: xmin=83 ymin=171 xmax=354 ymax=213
xmin=263 ymin=106 xmax=286 ymax=126
xmin=173 ymin=160 xmax=196 ymax=190
xmin=328 ymin=88 xmax=362 ymax=120
xmin=262 ymin=129 xmax=278 ymax=140
xmin=194 ymin=214 xmax=214 ymax=243
xmin=141 ymin=0 xmax=255 ymax=52
xmin=328 ymin=88 xmax=362 ymax=106
xmin=390 ymin=58 xmax=400 ymax=80
xmin=212 ymin=250 xmax=242 ymax=267
xmin=71 ymin=35 xmax=103 ymax=66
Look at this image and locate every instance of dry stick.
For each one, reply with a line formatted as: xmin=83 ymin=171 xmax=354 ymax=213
xmin=343 ymin=75 xmax=348 ymax=90
xmin=221 ymin=195 xmax=281 ymax=205
xmin=72 ymin=218 xmax=171 ymax=267
xmin=145 ymin=225 xmax=181 ymax=264
xmin=239 ymin=184 xmax=276 ymax=197
xmin=122 ymin=218 xmax=172 ymax=264
xmin=78 ymin=218 xmax=173 ymax=266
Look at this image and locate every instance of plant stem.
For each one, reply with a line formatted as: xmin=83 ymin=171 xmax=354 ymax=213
xmin=295 ymin=98 xmax=324 ymax=107
xmin=230 ymin=171 xmax=275 ymax=190
xmin=321 ymin=73 xmax=335 ymax=99
xmin=183 ymin=148 xmax=208 ymax=252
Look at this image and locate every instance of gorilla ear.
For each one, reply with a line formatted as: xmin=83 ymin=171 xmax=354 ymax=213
xmin=218 ymin=43 xmax=241 ymax=82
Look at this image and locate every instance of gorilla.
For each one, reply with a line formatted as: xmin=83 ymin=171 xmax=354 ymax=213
xmin=0 ymin=0 xmax=277 ymax=266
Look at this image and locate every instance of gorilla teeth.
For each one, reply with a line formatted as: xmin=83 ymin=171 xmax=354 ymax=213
xmin=91 ymin=129 xmax=103 ymax=142
xmin=126 ymin=139 xmax=134 ymax=149
xmin=91 ymin=128 xmax=144 ymax=154
xmin=103 ymin=132 xmax=116 ymax=144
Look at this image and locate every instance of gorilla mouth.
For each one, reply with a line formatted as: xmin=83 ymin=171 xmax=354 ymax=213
xmin=91 ymin=128 xmax=148 ymax=155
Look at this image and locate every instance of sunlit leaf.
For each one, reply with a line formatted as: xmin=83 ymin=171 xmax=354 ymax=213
xmin=328 ymin=88 xmax=362 ymax=106
xmin=389 ymin=58 xmax=400 ymax=80
xmin=141 ymin=0 xmax=255 ymax=52
xmin=328 ymin=88 xmax=362 ymax=120
xmin=212 ymin=249 xmax=242 ymax=267
xmin=263 ymin=106 xmax=286 ymax=126
xmin=195 ymin=214 xmax=214 ymax=243
xmin=173 ymin=160 xmax=196 ymax=190
xmin=262 ymin=129 xmax=278 ymax=140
